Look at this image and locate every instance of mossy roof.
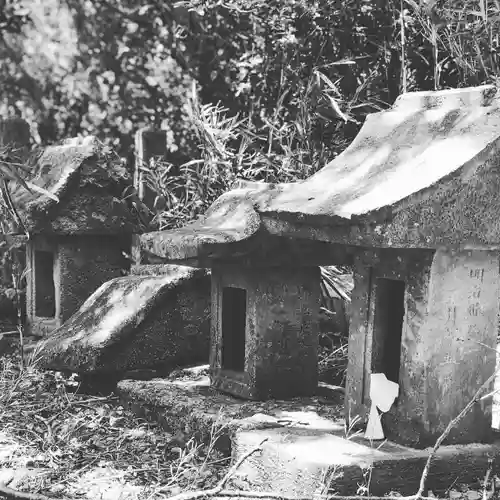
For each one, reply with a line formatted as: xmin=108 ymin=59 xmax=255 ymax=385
xmin=10 ymin=136 xmax=145 ymax=235
xmin=38 ymin=265 xmax=209 ymax=373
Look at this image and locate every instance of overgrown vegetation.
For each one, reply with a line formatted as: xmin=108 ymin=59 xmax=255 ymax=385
xmin=1 ymin=346 xmax=498 ymax=499
xmin=1 ymin=0 xmax=500 ymax=159
xmin=142 ymin=91 xmax=323 ymax=231
xmin=0 ymin=350 xmax=231 ymax=500
xmin=1 ymin=0 xmax=500 ymax=498
xmin=132 ymin=0 xmax=500 ymax=233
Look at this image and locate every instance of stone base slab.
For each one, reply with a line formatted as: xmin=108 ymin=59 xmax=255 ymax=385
xmin=233 ymin=427 xmax=500 ymax=497
xmin=117 ymin=366 xmax=500 ymax=496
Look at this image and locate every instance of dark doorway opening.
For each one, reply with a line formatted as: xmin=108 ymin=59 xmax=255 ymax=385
xmin=221 ymin=286 xmax=246 ymax=372
xmin=35 ymin=250 xmax=55 ymax=318
xmin=371 ymin=278 xmax=405 ymax=384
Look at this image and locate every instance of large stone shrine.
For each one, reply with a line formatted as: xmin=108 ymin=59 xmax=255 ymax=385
xmin=137 ymin=84 xmax=500 ymax=450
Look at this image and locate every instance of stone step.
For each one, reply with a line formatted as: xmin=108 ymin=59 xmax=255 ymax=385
xmin=232 ymin=426 xmax=500 ymax=497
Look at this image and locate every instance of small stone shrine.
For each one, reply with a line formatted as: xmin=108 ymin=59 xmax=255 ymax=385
xmin=209 ymin=263 xmax=320 ymax=399
xmin=139 ymin=85 xmax=500 ymax=448
xmin=7 ymin=133 xmax=145 ymax=336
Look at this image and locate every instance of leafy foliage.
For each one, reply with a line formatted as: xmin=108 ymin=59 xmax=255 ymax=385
xmin=0 ymin=0 xmax=31 ymax=34
xmin=1 ymin=0 xmax=498 ymax=167
xmin=133 ymin=0 xmax=500 ymax=231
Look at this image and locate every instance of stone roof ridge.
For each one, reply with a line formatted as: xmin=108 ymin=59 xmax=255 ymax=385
xmin=40 ymin=136 xmax=100 ymax=201
xmin=17 ymin=135 xmax=101 ymax=214
xmin=138 ymin=85 xmax=500 ymax=261
xmin=7 ymin=134 xmax=145 ymax=234
xmin=391 ymin=84 xmax=498 ymax=113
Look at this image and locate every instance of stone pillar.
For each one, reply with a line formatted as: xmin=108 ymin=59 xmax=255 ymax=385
xmin=346 ymin=247 xmax=499 ymax=448
xmin=344 ymin=254 xmax=372 ymax=429
xmin=134 ymin=128 xmax=167 ymax=202
xmin=210 ymin=264 xmax=321 ymax=400
xmin=132 ymin=128 xmax=168 ymax=265
xmin=0 ymin=117 xmax=31 ymax=149
xmin=390 ymin=248 xmax=499 ymax=447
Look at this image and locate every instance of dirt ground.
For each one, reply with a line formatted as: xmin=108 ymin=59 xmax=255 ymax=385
xmin=0 ymin=341 xmax=229 ymax=500
xmin=1 ymin=335 xmax=499 ymax=500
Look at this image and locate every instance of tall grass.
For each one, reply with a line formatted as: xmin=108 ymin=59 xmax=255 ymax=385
xmin=405 ymin=0 xmax=500 ymax=88
xmin=143 ymin=73 xmax=377 ymax=231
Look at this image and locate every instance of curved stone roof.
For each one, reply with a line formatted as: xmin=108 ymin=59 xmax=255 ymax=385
xmin=142 ymin=85 xmax=500 ymax=261
xmin=10 ymin=136 xmax=146 ymax=235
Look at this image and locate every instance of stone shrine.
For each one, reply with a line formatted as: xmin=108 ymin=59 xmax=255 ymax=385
xmin=210 ymin=263 xmax=320 ymax=400
xmin=139 ymin=85 xmax=500 ymax=448
xmin=8 ymin=135 xmax=145 ymax=336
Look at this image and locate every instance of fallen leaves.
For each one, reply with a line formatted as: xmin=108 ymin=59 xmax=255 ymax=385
xmin=0 ymin=353 xmax=229 ymax=500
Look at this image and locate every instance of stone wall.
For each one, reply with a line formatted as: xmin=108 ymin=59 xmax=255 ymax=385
xmin=345 ymin=246 xmax=499 ymax=447
xmin=57 ymin=235 xmax=131 ymax=323
xmin=345 ymin=248 xmax=433 ymax=437
xmin=407 ymin=248 xmax=498 ymax=446
xmin=210 ymin=263 xmax=321 ymax=400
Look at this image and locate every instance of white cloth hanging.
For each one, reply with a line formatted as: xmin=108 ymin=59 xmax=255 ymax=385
xmin=364 ymin=373 xmax=399 ymax=440
xmin=365 ymin=402 xmax=384 ymax=440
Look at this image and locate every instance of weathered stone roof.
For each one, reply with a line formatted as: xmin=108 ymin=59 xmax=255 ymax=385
xmin=37 ymin=265 xmax=210 ymax=373
xmin=141 ymin=85 xmax=500 ymax=261
xmin=10 ymin=136 xmax=146 ymax=235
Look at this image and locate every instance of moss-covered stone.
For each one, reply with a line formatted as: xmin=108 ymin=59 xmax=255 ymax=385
xmin=37 ymin=265 xmax=211 ymax=374
xmin=117 ymin=369 xmax=344 ymax=453
xmin=10 ymin=136 xmax=148 ymax=235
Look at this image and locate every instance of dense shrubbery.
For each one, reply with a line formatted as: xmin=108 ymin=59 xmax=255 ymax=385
xmin=1 ymin=0 xmax=499 ymax=161
xmin=114 ymin=0 xmax=498 ymax=230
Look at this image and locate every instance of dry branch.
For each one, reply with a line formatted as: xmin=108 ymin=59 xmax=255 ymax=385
xmin=167 ymin=438 xmax=269 ymax=500
xmin=0 ymin=483 xmax=64 ymax=500
xmin=166 ymin=369 xmax=500 ymax=500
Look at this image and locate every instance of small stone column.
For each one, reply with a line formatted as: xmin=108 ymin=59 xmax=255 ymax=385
xmin=132 ymin=128 xmax=168 ymax=265
xmin=0 ymin=117 xmax=31 ymax=148
xmin=210 ymin=264 xmax=321 ymax=400
xmin=134 ymin=128 xmax=168 ymax=201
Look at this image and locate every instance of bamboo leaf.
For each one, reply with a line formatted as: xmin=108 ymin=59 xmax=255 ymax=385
xmin=24 ymin=182 xmax=60 ymax=202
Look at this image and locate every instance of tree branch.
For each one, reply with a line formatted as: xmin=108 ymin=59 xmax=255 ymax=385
xmin=167 ymin=438 xmax=268 ymax=500
xmin=0 ymin=483 xmax=62 ymax=500
xmin=415 ymin=368 xmax=499 ymax=497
